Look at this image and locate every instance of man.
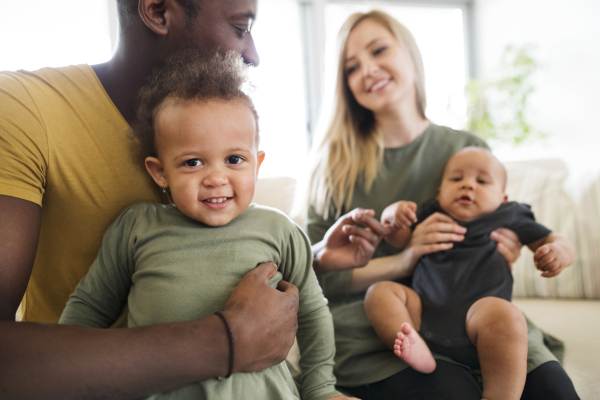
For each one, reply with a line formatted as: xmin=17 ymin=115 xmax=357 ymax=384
xmin=0 ymin=1 xmax=299 ymax=398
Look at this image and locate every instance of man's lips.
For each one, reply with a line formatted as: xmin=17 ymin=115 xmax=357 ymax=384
xmin=202 ymin=197 xmax=232 ymax=210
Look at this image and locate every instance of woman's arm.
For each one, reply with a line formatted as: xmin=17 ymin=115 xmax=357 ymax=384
xmin=348 ymin=212 xmax=466 ymax=293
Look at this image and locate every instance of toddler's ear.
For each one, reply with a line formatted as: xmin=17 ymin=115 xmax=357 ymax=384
xmin=503 ymin=194 xmax=509 ymax=203
xmin=145 ymin=157 xmax=167 ymax=189
xmin=255 ymin=151 xmax=266 ymax=179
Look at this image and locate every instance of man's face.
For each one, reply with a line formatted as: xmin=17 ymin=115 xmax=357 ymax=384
xmin=170 ymin=0 xmax=260 ymax=66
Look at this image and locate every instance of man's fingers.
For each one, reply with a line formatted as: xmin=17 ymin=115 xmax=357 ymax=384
xmin=349 ymin=235 xmax=375 ymax=266
xmin=253 ymin=261 xmax=278 ymax=281
xmin=345 ymin=225 xmax=381 ymax=245
xmin=276 ymin=279 xmax=300 ymax=300
xmin=353 ymin=211 xmax=385 ymax=237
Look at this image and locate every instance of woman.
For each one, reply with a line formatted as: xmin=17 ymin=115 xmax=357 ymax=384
xmin=307 ymin=10 xmax=578 ymax=400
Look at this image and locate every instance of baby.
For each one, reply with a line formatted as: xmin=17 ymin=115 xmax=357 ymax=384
xmin=364 ymin=147 xmax=575 ymax=400
xmin=59 ymin=52 xmax=348 ymax=400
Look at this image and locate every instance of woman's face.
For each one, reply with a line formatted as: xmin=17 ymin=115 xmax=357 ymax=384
xmin=344 ymin=18 xmax=416 ymax=114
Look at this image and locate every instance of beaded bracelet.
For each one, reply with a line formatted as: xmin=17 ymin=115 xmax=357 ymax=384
xmin=215 ymin=311 xmax=235 ymax=379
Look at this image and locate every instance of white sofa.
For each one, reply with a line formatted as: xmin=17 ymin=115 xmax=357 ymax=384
xmin=252 ymin=159 xmax=600 ymax=399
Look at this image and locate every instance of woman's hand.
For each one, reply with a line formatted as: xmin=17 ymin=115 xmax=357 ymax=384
xmin=313 ymin=208 xmax=385 ymax=275
xmin=490 ymin=228 xmax=523 ymax=268
xmin=404 ymin=212 xmax=466 ymax=264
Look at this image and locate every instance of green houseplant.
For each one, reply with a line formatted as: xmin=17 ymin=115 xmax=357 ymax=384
xmin=466 ymin=44 xmax=545 ymax=146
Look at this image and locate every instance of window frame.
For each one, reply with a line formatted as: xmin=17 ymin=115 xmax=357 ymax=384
xmin=297 ymin=0 xmax=476 ymax=144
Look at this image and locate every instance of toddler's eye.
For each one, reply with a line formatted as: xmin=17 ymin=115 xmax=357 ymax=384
xmin=478 ymin=179 xmax=488 ymax=184
xmin=185 ymin=159 xmax=202 ymax=167
xmin=227 ymin=155 xmax=243 ymax=165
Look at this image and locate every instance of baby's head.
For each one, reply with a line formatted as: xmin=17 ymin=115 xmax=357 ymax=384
xmin=135 ymin=51 xmax=264 ymax=226
xmin=437 ymin=147 xmax=508 ymax=222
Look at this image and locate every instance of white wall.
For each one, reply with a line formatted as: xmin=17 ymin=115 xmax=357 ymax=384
xmin=474 ymin=0 xmax=600 ymax=191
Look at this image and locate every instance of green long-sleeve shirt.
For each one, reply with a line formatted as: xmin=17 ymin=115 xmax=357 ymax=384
xmin=60 ymin=203 xmax=340 ymax=400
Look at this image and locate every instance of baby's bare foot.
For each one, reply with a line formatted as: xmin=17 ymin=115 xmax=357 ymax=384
xmin=394 ymin=322 xmax=436 ymax=373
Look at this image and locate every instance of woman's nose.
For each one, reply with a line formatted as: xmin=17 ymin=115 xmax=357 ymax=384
xmin=362 ymin=60 xmax=379 ymax=76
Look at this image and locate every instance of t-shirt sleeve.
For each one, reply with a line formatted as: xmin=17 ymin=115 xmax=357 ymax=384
xmin=507 ymin=203 xmax=552 ymax=245
xmin=59 ymin=207 xmax=138 ymax=327
xmin=0 ymin=73 xmax=48 ymax=205
xmin=280 ymin=221 xmax=341 ymax=400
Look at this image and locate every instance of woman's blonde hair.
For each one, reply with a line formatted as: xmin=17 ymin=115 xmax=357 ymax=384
xmin=308 ymin=10 xmax=426 ymax=219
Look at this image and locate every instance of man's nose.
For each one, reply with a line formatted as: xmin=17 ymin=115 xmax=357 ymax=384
xmin=242 ymin=37 xmax=260 ymax=67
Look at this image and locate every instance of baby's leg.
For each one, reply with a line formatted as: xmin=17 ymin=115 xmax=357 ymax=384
xmin=364 ymin=281 xmax=436 ymax=373
xmin=466 ymin=297 xmax=528 ymax=400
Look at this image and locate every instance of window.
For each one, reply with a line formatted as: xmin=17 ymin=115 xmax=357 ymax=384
xmin=303 ymin=1 xmax=472 ymax=140
xmin=0 ymin=0 xmax=114 ymax=72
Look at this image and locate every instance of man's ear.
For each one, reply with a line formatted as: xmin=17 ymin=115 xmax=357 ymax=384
xmin=138 ymin=0 xmax=180 ymax=36
xmin=145 ymin=156 xmax=168 ymax=188
xmin=255 ymin=151 xmax=265 ymax=180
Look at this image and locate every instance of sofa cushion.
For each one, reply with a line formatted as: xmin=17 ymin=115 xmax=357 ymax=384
xmin=506 ymin=160 xmax=600 ymax=299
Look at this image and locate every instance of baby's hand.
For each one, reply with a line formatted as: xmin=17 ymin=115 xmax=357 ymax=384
xmin=381 ymin=201 xmax=418 ymax=234
xmin=534 ymin=243 xmax=572 ymax=277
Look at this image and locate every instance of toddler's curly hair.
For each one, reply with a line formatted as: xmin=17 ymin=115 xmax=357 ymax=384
xmin=135 ymin=50 xmax=258 ymax=158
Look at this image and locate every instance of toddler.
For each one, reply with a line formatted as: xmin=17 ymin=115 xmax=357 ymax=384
xmin=60 ymin=52 xmax=349 ymax=400
xmin=364 ymin=147 xmax=575 ymax=400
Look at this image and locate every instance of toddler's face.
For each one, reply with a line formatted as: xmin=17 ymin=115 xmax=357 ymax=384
xmin=148 ymin=99 xmax=263 ymax=226
xmin=437 ymin=149 xmax=507 ymax=222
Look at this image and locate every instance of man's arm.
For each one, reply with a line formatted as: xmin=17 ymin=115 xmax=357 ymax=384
xmin=0 ymin=195 xmax=41 ymax=320
xmin=0 ymin=195 xmax=299 ymax=399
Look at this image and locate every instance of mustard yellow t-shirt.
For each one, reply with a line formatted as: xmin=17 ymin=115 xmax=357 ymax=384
xmin=0 ymin=65 xmax=164 ymax=323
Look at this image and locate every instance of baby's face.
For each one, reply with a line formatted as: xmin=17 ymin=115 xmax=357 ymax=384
xmin=152 ymin=99 xmax=263 ymax=226
xmin=437 ymin=149 xmax=507 ymax=222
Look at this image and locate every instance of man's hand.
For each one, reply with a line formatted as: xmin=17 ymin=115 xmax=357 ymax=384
xmin=223 ymin=262 xmax=299 ymax=373
xmin=313 ymin=208 xmax=385 ymax=274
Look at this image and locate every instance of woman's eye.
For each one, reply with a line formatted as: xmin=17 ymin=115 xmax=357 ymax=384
xmin=346 ymin=64 xmax=358 ymax=75
xmin=373 ymin=46 xmax=387 ymax=55
xmin=227 ymin=155 xmax=243 ymax=165
xmin=185 ymin=159 xmax=201 ymax=167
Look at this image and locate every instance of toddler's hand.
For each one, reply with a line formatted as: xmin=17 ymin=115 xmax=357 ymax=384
xmin=381 ymin=201 xmax=418 ymax=235
xmin=534 ymin=243 xmax=572 ymax=277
